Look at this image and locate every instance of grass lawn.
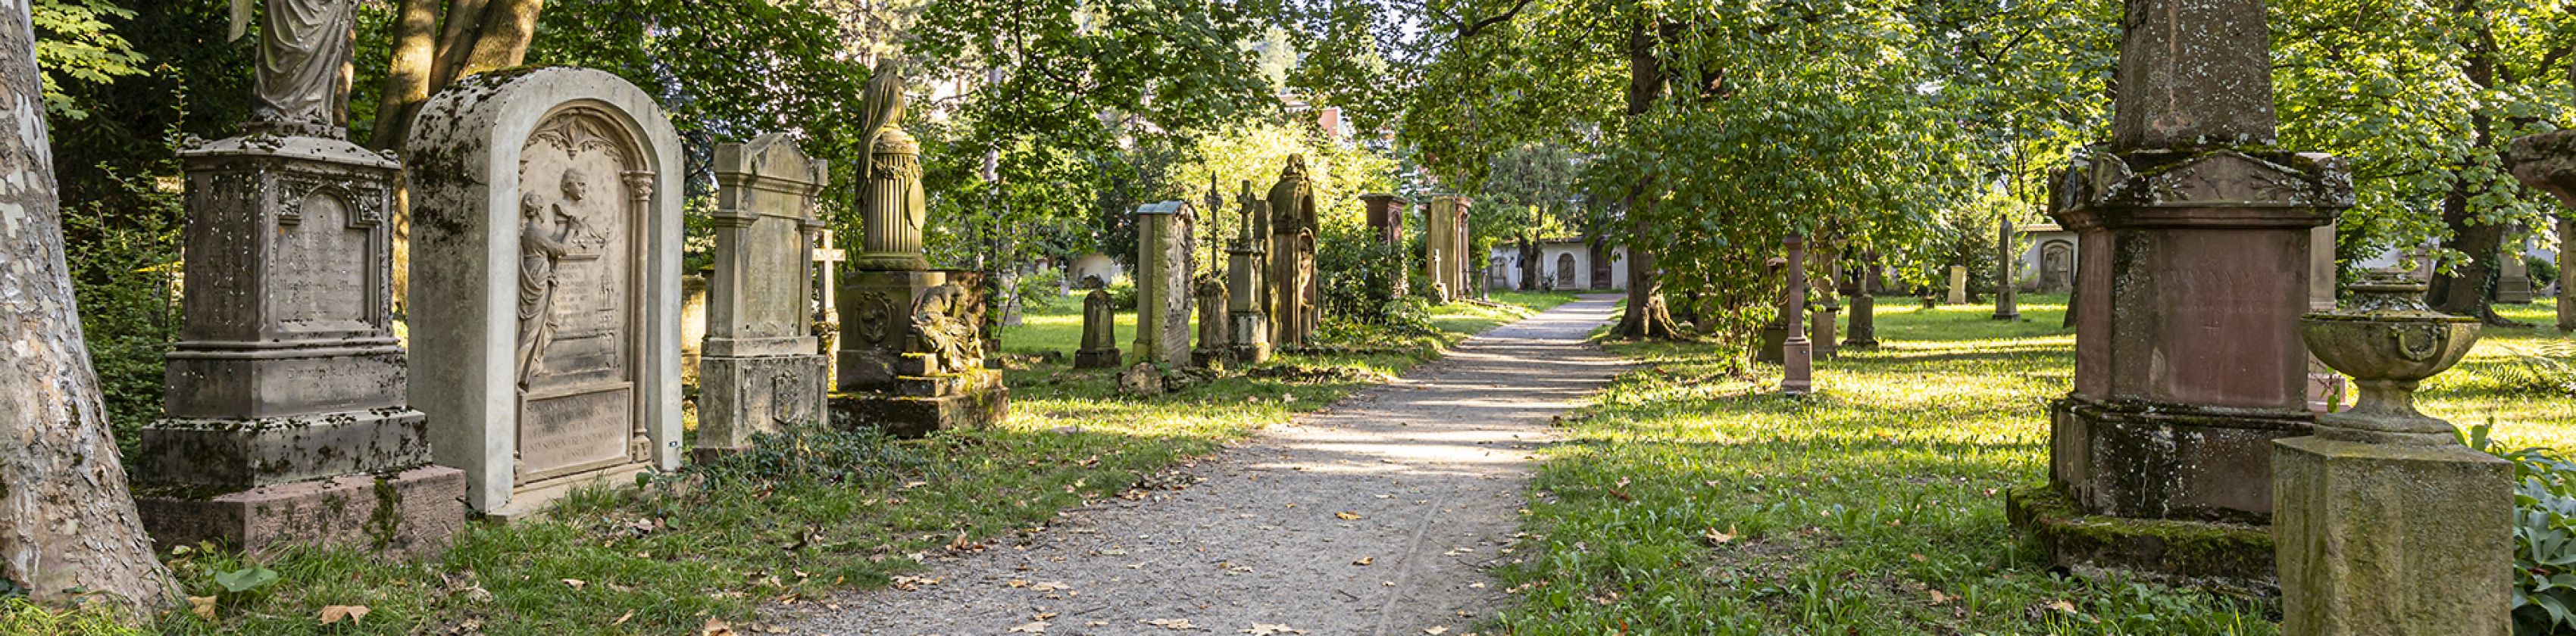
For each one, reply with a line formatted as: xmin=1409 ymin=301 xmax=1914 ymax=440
xmin=1492 ymin=295 xmax=2573 ymax=635
xmin=123 ymin=293 xmax=1566 ymax=636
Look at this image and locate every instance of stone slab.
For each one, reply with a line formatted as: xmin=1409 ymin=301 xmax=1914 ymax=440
xmin=2005 ymin=485 xmax=2274 ymax=584
xmin=163 ymin=343 xmax=408 ymax=419
xmin=134 ymin=408 xmax=431 ymax=491
xmin=830 ymin=385 xmax=1010 ymax=438
xmin=1075 ymin=348 xmax=1124 ymax=369
xmin=2050 ymin=397 xmax=2311 ymax=523
xmin=2274 ymin=437 xmax=2511 ymax=636
xmin=135 ymin=465 xmax=465 ymax=560
xmin=693 ymin=354 xmax=829 ymax=458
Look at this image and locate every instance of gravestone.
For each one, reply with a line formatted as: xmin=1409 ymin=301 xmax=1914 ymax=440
xmin=1780 ymin=234 xmax=1814 ymax=396
xmin=1361 ymin=193 xmax=1408 ymax=246
xmin=130 ymin=2 xmax=463 ymax=553
xmin=1194 ymin=279 xmax=1232 ymax=369
xmin=407 ymin=67 xmax=688 ymax=518
xmin=1946 ymin=266 xmax=1968 ymax=304
xmin=1229 ymin=182 xmax=1274 ymax=363
xmin=1132 ymin=201 xmax=1196 ymax=365
xmin=2277 ymin=271 xmax=2509 ymax=635
xmin=695 ymin=134 xmax=830 ymax=459
xmin=2008 ymin=0 xmax=2352 ymax=581
xmin=1075 ymin=277 xmax=1122 ymax=369
xmin=1758 ymin=257 xmax=1790 ymax=363
xmin=1810 ymin=252 xmax=1840 ymax=360
xmin=2508 ymin=127 xmax=2576 ymax=330
xmin=1425 ymin=195 xmax=1473 ymax=302
xmin=2499 ymin=233 xmax=2535 ymax=304
xmin=830 ymin=63 xmax=1007 ymax=435
xmin=1993 ymin=217 xmax=2019 ymax=320
xmin=1843 ymin=252 xmax=1880 ymax=348
xmin=1268 ymin=158 xmax=1320 ymax=348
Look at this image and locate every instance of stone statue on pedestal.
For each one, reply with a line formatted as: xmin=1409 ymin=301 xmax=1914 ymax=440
xmin=230 ymin=0 xmax=358 ymax=136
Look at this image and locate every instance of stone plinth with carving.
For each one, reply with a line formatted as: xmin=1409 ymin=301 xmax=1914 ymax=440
xmin=1229 ymin=182 xmax=1274 ymax=363
xmin=1268 ymin=159 xmax=1320 ymax=348
xmin=696 ymin=134 xmax=830 ymax=460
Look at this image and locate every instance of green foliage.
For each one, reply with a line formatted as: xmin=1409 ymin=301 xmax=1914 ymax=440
xmin=680 ymin=426 xmax=928 ymax=494
xmin=2489 ymin=342 xmax=2576 ymax=398
xmin=0 ymin=597 xmax=139 ymax=636
xmin=208 ymin=566 xmax=279 ymax=595
xmin=2531 ymin=254 xmax=2559 ymax=289
xmin=1315 ymin=222 xmax=1414 ymax=326
xmin=2466 ymin=422 xmax=2576 ymax=634
xmin=32 ymin=0 xmax=146 ymax=120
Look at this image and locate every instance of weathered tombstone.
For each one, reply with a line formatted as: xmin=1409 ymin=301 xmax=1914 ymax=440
xmin=1194 ymin=279 xmax=1232 ymax=369
xmin=1945 ymin=265 xmax=1968 ymax=304
xmin=830 ymin=63 xmax=1007 ymax=435
xmin=2277 ymin=270 xmax=2509 ymax=635
xmin=1809 ymin=252 xmax=1840 ymax=360
xmin=2509 ymin=128 xmax=2576 ymax=330
xmin=1268 ymin=157 xmax=1321 ymax=348
xmin=1993 ymin=217 xmax=2020 ymax=320
xmin=1229 ymin=182 xmax=1275 ymax=363
xmin=694 ymin=134 xmax=830 ymax=459
xmin=1843 ymin=252 xmax=1880 ymax=348
xmin=1780 ymin=234 xmax=1813 ymax=396
xmin=1425 ymin=195 xmax=1473 ymax=303
xmin=130 ymin=0 xmax=464 ymax=553
xmin=1075 ymin=277 xmax=1122 ymax=369
xmin=1132 ymin=201 xmax=1196 ymax=365
xmin=1361 ymin=193 xmax=1408 ymax=246
xmin=2499 ymin=232 xmax=2535 ymax=304
xmin=2008 ymin=0 xmax=2353 ymax=581
xmin=407 ymin=67 xmax=688 ymax=518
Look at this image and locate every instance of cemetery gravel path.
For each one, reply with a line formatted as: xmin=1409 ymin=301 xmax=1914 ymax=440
xmin=780 ymin=295 xmax=1630 ymax=636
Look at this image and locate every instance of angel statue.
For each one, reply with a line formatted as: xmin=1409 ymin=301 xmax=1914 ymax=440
xmin=909 ymin=282 xmax=983 ymax=376
xmin=230 ymin=0 xmax=358 ymax=135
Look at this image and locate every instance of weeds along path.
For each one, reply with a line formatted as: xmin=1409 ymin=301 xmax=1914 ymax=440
xmin=783 ymin=295 xmax=1630 ymax=636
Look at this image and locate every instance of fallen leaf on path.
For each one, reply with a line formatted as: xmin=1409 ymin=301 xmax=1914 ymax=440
xmin=613 ymin=610 xmax=634 ymax=625
xmin=1242 ymin=625 xmax=1307 ymax=634
xmin=1029 ymin=581 xmax=1071 ymax=592
xmin=317 ymin=604 xmax=370 ymax=625
xmin=1009 ymin=621 xmax=1049 ymax=633
xmin=187 ymin=596 xmax=216 ymax=620
xmin=1335 ymin=511 xmax=1363 ymax=520
xmin=1929 ymin=590 xmax=1949 ymax=605
xmin=701 ymin=618 xmax=738 ymax=636
xmin=1352 ymin=556 xmax=1374 ymax=566
xmin=1143 ymin=618 xmax=1198 ymax=629
xmin=1424 ymin=627 xmax=1449 ymax=634
xmin=561 ymin=578 xmax=586 ymax=589
xmin=1703 ymin=526 xmax=1736 ymax=546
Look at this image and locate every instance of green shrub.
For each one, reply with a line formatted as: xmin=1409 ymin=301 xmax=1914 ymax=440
xmin=1106 ymin=277 xmax=1139 ymax=310
xmin=2529 ymin=254 xmax=2559 ymax=290
xmin=0 ymin=597 xmax=139 ymax=636
xmin=2466 ymin=422 xmax=2576 ymax=634
xmin=61 ymin=168 xmax=183 ymax=454
xmin=1315 ymin=222 xmax=1409 ymax=323
xmin=1014 ymin=267 xmax=1066 ymax=312
xmin=681 ymin=424 xmax=927 ymax=493
xmin=2492 ymin=342 xmax=2576 ymax=398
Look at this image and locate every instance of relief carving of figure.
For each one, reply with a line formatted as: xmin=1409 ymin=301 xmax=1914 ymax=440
xmin=514 ymin=170 xmax=597 ymax=389
xmin=910 ymin=282 xmax=983 ymax=375
xmin=229 ymin=0 xmax=358 ymax=131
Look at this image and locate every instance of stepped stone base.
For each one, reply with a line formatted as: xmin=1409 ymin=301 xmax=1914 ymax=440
xmin=136 ymin=465 xmax=466 ymax=559
xmin=831 ymin=370 xmax=1009 ymax=438
xmin=2005 ymin=485 xmax=2274 ymax=585
xmin=1075 ymin=348 xmax=1124 ymax=369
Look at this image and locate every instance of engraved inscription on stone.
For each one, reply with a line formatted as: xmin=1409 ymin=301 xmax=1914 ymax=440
xmin=745 ymin=220 xmax=804 ymax=338
xmin=271 ymin=189 xmax=370 ymax=333
xmin=514 ymin=108 xmax=644 ymax=485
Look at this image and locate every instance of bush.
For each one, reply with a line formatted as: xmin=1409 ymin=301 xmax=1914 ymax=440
xmin=1015 ymin=267 xmax=1067 ymax=312
xmin=0 ymin=597 xmax=139 ymax=636
xmin=2530 ymin=254 xmax=2559 ymax=290
xmin=2466 ymin=423 xmax=2576 ymax=634
xmin=61 ymin=169 xmax=183 ymax=454
xmin=1106 ymin=277 xmax=1139 ymax=310
xmin=1315 ymin=222 xmax=1410 ymax=323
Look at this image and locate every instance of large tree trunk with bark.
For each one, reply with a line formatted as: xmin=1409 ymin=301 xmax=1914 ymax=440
xmin=0 ymin=0 xmax=178 ymax=613
xmin=2427 ymin=17 xmax=2524 ymax=327
xmin=375 ymin=0 xmax=546 ymax=309
xmin=1610 ymin=14 xmax=1680 ymax=340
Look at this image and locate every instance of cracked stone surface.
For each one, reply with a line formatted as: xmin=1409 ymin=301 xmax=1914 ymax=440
xmin=779 ymin=295 xmax=1630 ymax=636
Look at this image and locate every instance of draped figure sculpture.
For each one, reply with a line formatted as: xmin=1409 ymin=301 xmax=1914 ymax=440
xmin=230 ymin=0 xmax=358 ymax=135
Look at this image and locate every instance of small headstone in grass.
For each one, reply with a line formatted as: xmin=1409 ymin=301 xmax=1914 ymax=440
xmin=1945 ymin=265 xmax=1968 ymax=305
xmin=1076 ymin=276 xmax=1123 ymax=369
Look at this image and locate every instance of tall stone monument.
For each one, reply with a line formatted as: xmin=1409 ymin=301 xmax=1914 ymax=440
xmin=1809 ymin=252 xmax=1840 ymax=360
xmin=830 ymin=62 xmax=1007 ymax=435
xmin=2499 ymin=233 xmax=2535 ymax=304
xmin=1780 ymin=234 xmax=1814 ymax=396
xmin=1229 ymin=182 xmax=1274 ymax=363
xmin=1076 ymin=277 xmax=1122 ymax=369
xmin=695 ymin=134 xmax=830 ymax=459
xmin=2509 ymin=127 xmax=2576 ymax=330
xmin=2009 ymin=0 xmax=2354 ymax=580
xmin=2277 ymin=270 xmax=2509 ymax=635
xmin=1361 ymin=193 xmax=1408 ymax=246
xmin=1993 ymin=216 xmax=2019 ymax=320
xmin=132 ymin=0 xmax=464 ymax=554
xmin=1758 ymin=257 xmax=1790 ymax=364
xmin=1843 ymin=252 xmax=1880 ymax=348
xmin=1268 ymin=158 xmax=1320 ymax=348
xmin=1132 ymin=201 xmax=1196 ymax=365
xmin=1425 ymin=195 xmax=1473 ymax=302
xmin=407 ymin=67 xmax=687 ymax=518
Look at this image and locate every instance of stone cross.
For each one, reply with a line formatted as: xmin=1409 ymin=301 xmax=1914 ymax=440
xmin=1780 ymin=233 xmax=1814 ymax=396
xmin=814 ymin=230 xmax=846 ymax=323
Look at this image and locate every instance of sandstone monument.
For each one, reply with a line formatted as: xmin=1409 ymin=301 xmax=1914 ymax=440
xmin=1132 ymin=201 xmax=1196 ymax=366
xmin=131 ymin=0 xmax=463 ymax=553
xmin=406 ymin=67 xmax=689 ymax=519
xmin=1780 ymin=233 xmax=1814 ymax=396
xmin=1361 ymin=193 xmax=1408 ymax=246
xmin=1229 ymin=182 xmax=1274 ymax=363
xmin=1268 ymin=158 xmax=1320 ymax=348
xmin=2508 ymin=120 xmax=2576 ymax=331
xmin=2009 ymin=0 xmax=2355 ymax=580
xmin=696 ymin=134 xmax=830 ymax=458
xmin=1425 ymin=195 xmax=1473 ymax=302
xmin=1843 ymin=252 xmax=1881 ymax=348
xmin=830 ymin=62 xmax=1007 ymax=435
xmin=1993 ymin=217 xmax=2019 ymax=320
xmin=1075 ymin=276 xmax=1123 ymax=369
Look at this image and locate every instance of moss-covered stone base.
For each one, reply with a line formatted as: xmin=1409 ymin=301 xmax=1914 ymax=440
xmin=135 ymin=465 xmax=465 ymax=560
xmin=2005 ymin=485 xmax=2274 ymax=585
xmin=830 ymin=382 xmax=1009 ymax=438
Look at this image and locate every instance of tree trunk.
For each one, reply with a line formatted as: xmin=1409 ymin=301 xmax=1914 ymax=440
xmin=1611 ymin=14 xmax=1679 ymax=340
xmin=1516 ymin=235 xmax=1538 ymax=291
xmin=0 ymin=0 xmax=179 ymax=613
xmin=375 ymin=0 xmax=545 ymax=312
xmin=2427 ymin=14 xmax=2523 ymax=327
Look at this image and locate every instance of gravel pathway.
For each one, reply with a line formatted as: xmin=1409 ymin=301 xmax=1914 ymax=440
xmin=781 ymin=295 xmax=1630 ymax=636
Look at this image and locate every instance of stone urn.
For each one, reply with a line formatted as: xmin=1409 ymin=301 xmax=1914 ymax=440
xmin=2298 ymin=269 xmax=2482 ymax=446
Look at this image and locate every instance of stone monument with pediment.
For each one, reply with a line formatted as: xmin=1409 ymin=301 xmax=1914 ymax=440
xmin=405 ymin=67 xmax=687 ymax=519
xmin=1133 ymin=201 xmax=1196 ymax=366
xmin=1227 ymin=182 xmax=1274 ymax=363
xmin=695 ymin=134 xmax=830 ymax=458
xmin=1268 ymin=158 xmax=1320 ymax=348
xmin=129 ymin=0 xmax=464 ymax=557
xmin=831 ymin=61 xmax=1008 ymax=436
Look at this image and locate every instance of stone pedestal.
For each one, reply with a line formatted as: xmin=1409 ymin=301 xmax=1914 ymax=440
xmin=1228 ymin=182 xmax=1274 ymax=364
xmin=2499 ymin=235 xmax=2535 ymax=304
xmin=1361 ymin=193 xmax=1407 ymax=246
xmin=1810 ymin=305 xmax=1840 ymax=360
xmin=1193 ymin=280 xmax=1233 ymax=369
xmin=696 ymin=133 xmax=831 ymax=459
xmin=406 ymin=68 xmax=687 ymax=516
xmin=133 ymin=132 xmax=462 ymax=556
xmin=830 ymin=370 xmax=1009 ymax=438
xmin=1844 ymin=257 xmax=1880 ymax=348
xmin=2274 ymin=438 xmax=2510 ymax=635
xmin=1781 ymin=235 xmax=1814 ymax=395
xmin=1076 ymin=285 xmax=1123 ymax=369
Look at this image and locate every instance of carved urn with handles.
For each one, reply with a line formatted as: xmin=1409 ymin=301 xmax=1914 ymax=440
xmin=2298 ymin=268 xmax=2483 ymax=446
